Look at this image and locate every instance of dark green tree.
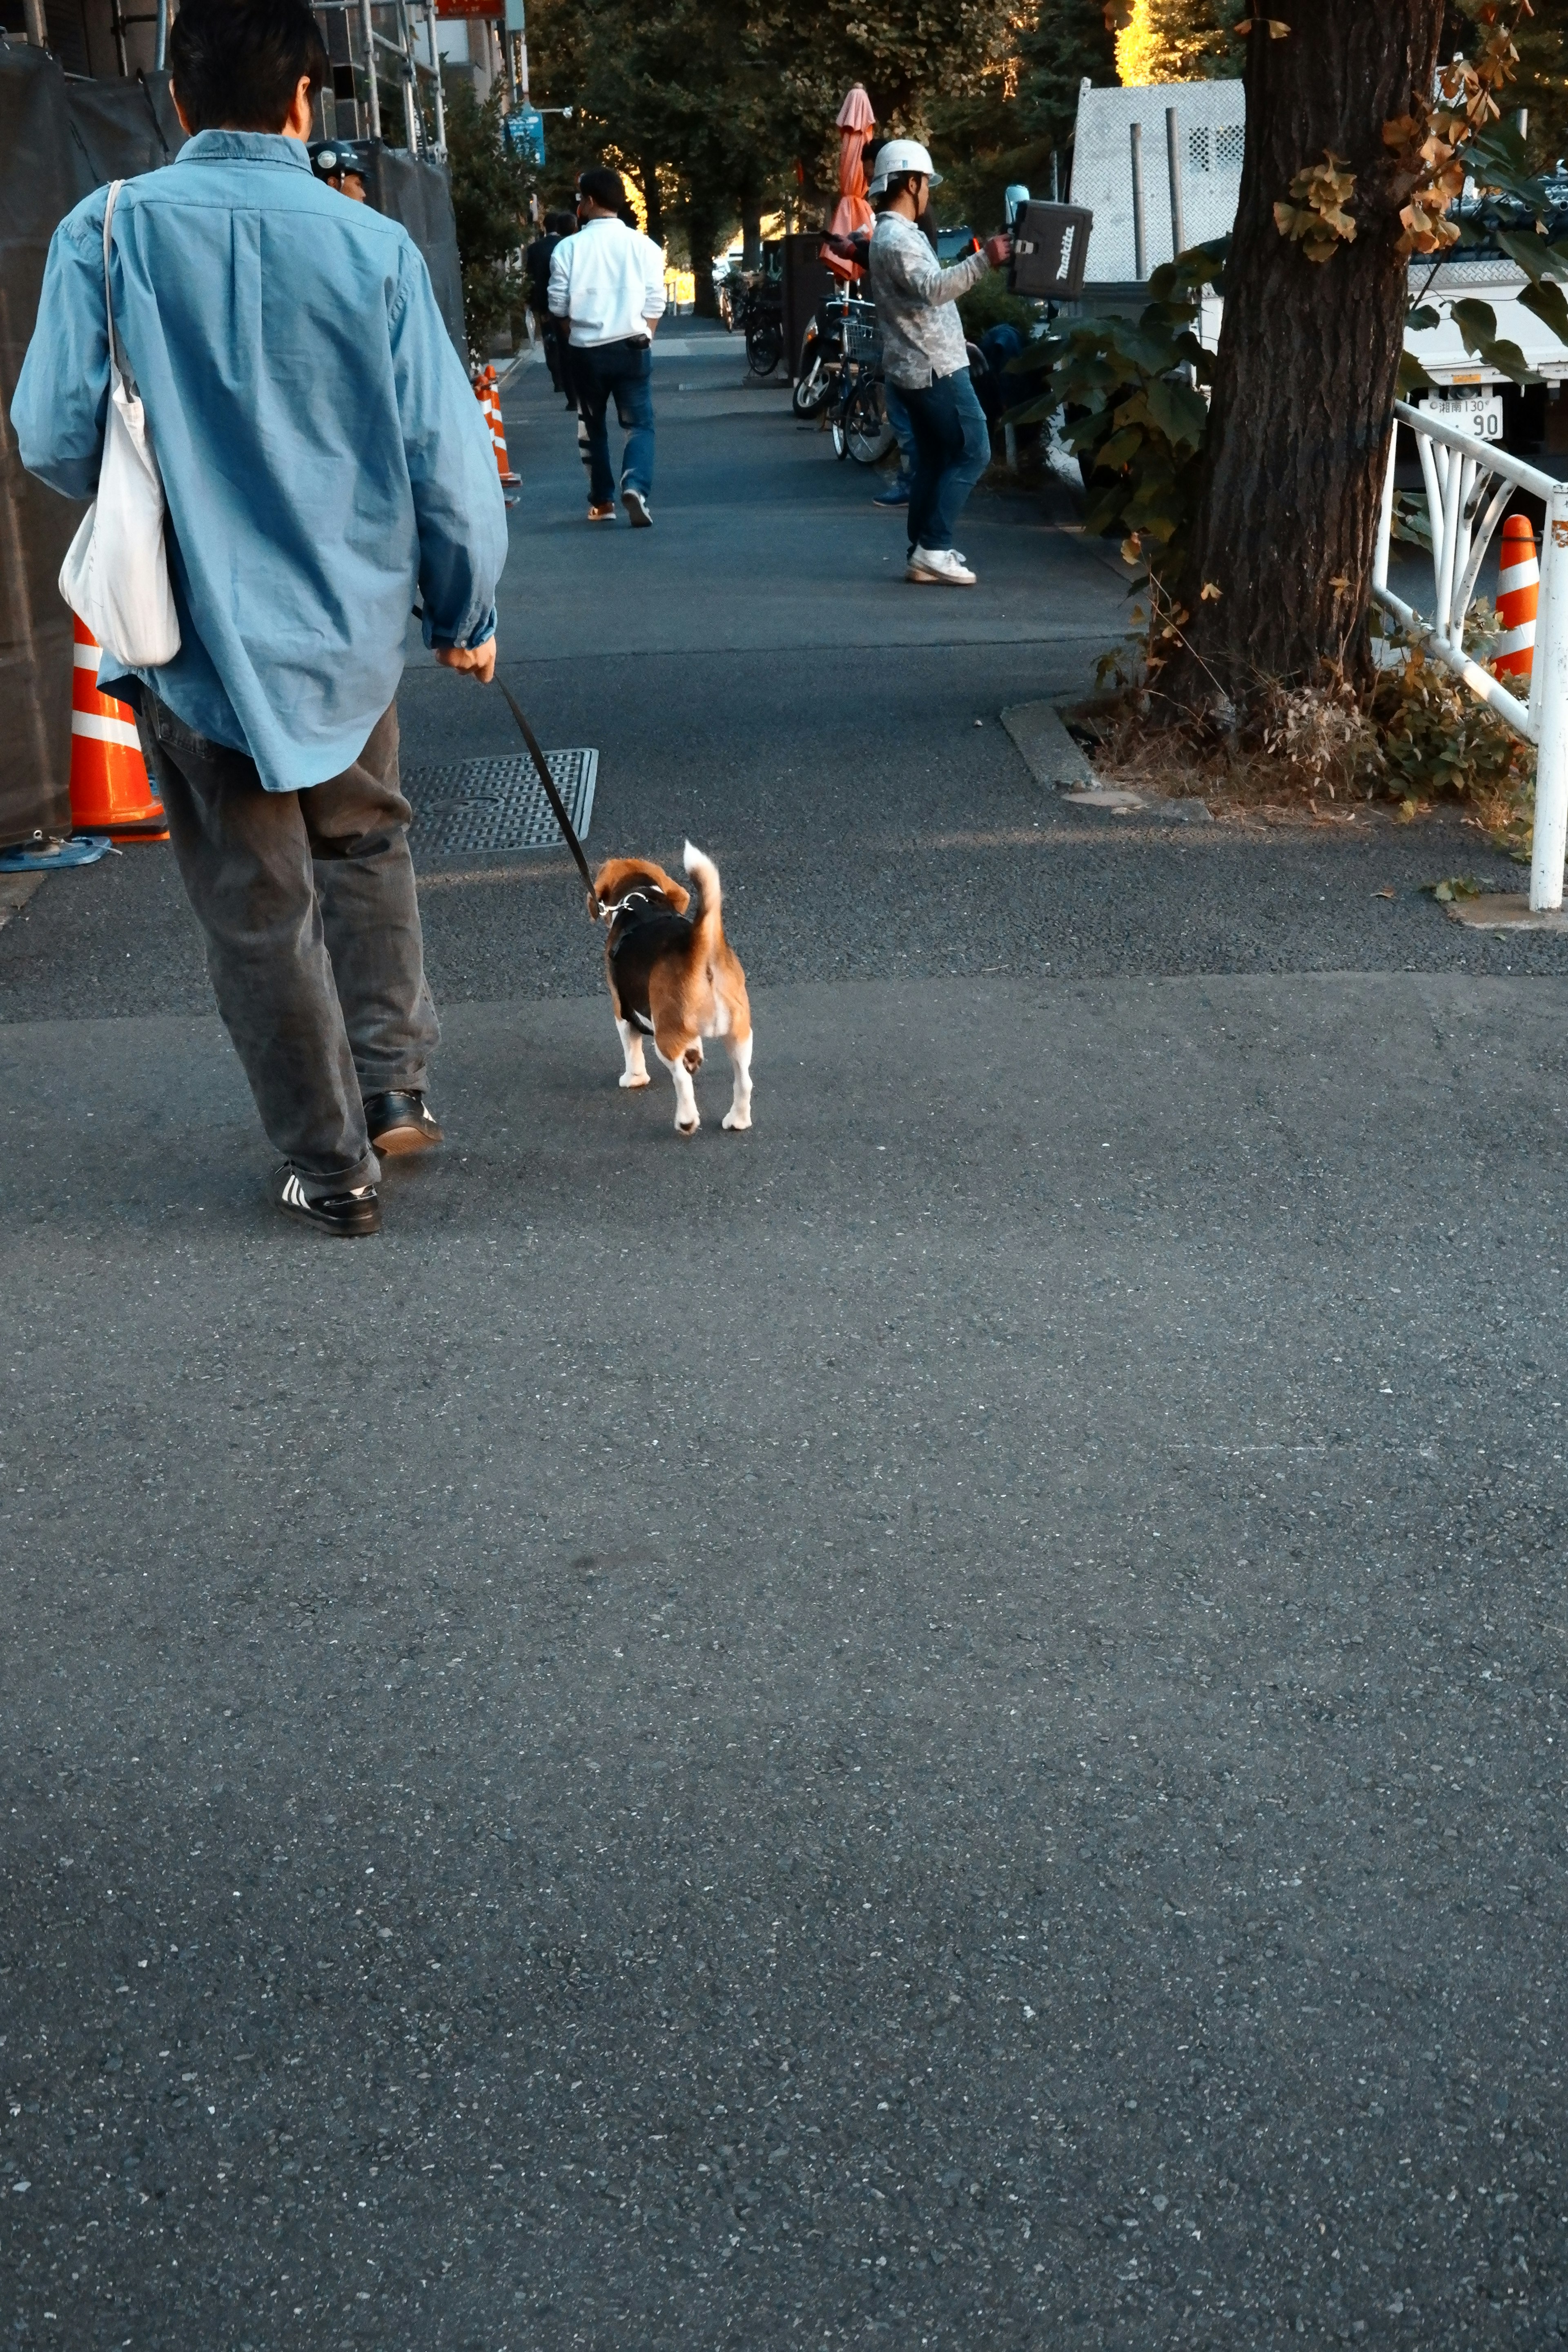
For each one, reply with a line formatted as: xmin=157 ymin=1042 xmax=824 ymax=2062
xmin=442 ymin=76 xmax=532 ymax=350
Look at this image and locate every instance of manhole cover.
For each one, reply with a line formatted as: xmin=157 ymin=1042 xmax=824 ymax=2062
xmin=405 ymin=749 xmax=598 ymax=855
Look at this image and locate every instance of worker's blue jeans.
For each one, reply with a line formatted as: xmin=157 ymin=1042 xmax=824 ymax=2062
xmin=573 ymin=337 xmax=655 ymax=508
xmin=902 ymin=366 xmax=990 ymax=554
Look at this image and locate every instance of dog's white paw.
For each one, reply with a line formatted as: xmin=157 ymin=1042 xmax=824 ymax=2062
xmin=619 ymin=1071 xmax=651 ymax=1089
xmin=721 ymin=1107 xmax=752 ymax=1131
xmin=676 ymin=1115 xmax=700 ymax=1136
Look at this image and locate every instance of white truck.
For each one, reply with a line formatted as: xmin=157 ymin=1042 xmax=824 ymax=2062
xmin=1069 ymin=78 xmax=1568 ymax=455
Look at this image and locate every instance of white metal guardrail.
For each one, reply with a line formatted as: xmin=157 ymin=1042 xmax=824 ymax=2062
xmin=1373 ymin=400 xmax=1568 ymax=911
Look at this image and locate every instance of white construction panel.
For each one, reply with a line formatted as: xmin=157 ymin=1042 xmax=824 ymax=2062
xmin=1069 ymin=78 xmax=1246 ymax=283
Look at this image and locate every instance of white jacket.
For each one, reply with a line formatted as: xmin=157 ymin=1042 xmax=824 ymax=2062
xmin=548 ymin=217 xmax=667 ymax=347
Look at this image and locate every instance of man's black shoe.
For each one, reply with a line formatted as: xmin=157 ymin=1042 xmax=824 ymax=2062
xmin=364 ymin=1090 xmax=444 ymax=1155
xmin=275 ymin=1166 xmax=381 ymax=1236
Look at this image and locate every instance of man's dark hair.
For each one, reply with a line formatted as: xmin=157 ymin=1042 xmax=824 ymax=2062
xmin=577 ymin=166 xmax=627 ymax=214
xmin=545 ymin=208 xmax=577 ymax=235
xmin=169 ymin=0 xmax=328 ymax=134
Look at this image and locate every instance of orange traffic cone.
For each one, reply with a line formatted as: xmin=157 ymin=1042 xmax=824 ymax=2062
xmin=68 ymin=615 xmax=167 ymax=837
xmin=1494 ymin=511 xmax=1539 ymax=681
xmin=483 ymin=364 xmax=521 ymax=488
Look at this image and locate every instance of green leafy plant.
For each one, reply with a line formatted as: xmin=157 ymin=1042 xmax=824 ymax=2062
xmin=1364 ymin=628 xmax=1535 ymax=812
xmin=1003 ymin=241 xmax=1227 ymax=588
xmin=1400 ymin=118 xmax=1568 ymax=393
xmin=443 ymin=77 xmax=533 ymax=354
xmin=955 ymin=271 xmax=1042 ymax=343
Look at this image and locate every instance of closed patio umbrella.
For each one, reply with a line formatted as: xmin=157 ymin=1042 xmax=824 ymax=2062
xmin=824 ymin=83 xmax=875 ymax=279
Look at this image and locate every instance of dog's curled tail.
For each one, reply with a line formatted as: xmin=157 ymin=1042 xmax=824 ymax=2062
xmin=683 ymin=840 xmax=723 ymax=947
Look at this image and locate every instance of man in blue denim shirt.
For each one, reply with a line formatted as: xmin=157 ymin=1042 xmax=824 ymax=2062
xmin=11 ymin=0 xmax=507 ymax=1237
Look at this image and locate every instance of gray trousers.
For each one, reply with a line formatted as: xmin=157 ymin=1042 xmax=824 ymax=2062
xmin=138 ymin=693 xmax=439 ymax=1196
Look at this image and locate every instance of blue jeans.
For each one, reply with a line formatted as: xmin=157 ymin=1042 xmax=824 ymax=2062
xmin=574 ymin=338 xmax=655 ymax=507
xmin=902 ymin=368 xmax=990 ymax=553
xmin=884 ymin=379 xmax=916 ymax=483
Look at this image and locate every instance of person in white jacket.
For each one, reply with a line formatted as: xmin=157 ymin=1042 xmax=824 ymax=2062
xmin=548 ymin=166 xmax=666 ymax=527
xmin=866 ymin=139 xmax=1010 ymax=587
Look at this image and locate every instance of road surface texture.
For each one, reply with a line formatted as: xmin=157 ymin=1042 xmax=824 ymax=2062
xmin=3 ymin=325 xmax=1567 ymax=2350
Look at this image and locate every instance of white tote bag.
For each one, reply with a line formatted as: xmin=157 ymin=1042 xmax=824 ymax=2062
xmin=58 ymin=179 xmax=181 ymax=668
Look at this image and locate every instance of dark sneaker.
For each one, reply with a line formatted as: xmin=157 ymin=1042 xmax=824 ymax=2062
xmin=872 ymin=478 xmax=910 ymax=507
xmin=364 ymin=1090 xmax=443 ymax=1156
xmin=275 ymin=1166 xmax=381 ymax=1236
xmin=622 ymin=486 xmax=653 ymax=528
xmin=588 ymin=501 xmax=616 ymax=522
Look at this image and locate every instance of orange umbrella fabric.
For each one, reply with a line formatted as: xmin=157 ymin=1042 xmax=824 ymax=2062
xmin=824 ymin=83 xmax=875 ymax=277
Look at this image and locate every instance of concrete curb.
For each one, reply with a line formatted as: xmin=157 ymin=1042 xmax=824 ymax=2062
xmin=1000 ymin=699 xmax=1100 ymax=792
xmin=999 ymin=701 xmax=1214 ymax=822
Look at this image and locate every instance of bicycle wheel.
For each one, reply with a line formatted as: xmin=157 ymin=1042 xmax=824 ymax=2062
xmin=846 ymin=379 xmax=895 ymax=465
xmin=792 ymin=353 xmax=830 ymax=417
xmin=746 ymin=321 xmax=783 ymax=376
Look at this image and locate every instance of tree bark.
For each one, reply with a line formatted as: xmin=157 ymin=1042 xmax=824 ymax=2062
xmin=688 ymin=194 xmax=720 ymax=315
xmin=639 ymin=154 xmax=664 ymax=248
xmin=740 ymin=160 xmax=763 ymax=269
xmin=1167 ymin=1 xmax=1446 ymax=709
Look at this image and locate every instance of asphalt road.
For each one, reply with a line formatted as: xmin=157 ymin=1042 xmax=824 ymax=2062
xmin=2 ymin=328 xmax=1567 ymax=2350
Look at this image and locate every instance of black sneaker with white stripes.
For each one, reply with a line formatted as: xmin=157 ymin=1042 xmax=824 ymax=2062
xmin=274 ymin=1165 xmax=382 ymax=1236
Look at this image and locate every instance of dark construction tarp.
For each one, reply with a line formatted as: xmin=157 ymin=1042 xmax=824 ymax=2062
xmin=0 ymin=43 xmax=464 ymax=849
xmin=0 ymin=41 xmax=184 ymax=848
xmin=364 ymin=142 xmax=466 ymax=360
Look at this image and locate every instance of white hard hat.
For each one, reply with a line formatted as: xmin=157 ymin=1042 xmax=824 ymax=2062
xmin=867 ymin=138 xmax=941 ymax=198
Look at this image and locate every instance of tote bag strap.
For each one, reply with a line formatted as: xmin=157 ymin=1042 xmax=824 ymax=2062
xmin=101 ymin=178 xmax=128 ymax=386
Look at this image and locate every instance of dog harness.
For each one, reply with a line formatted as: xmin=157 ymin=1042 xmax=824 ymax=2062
xmin=604 ymin=884 xmax=693 ymax=1036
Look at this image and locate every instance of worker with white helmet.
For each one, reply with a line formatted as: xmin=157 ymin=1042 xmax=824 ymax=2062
xmin=866 ymin=138 xmax=1010 ymax=587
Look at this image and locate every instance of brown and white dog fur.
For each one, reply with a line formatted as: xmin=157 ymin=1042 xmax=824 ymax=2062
xmin=592 ymin=841 xmax=753 ymax=1136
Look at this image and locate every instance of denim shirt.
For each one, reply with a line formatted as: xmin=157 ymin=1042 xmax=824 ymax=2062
xmin=11 ymin=131 xmax=506 ymax=793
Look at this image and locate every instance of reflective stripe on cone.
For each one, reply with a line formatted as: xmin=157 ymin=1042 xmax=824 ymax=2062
xmin=68 ymin=612 xmax=168 ymax=835
xmin=1495 ymin=512 xmax=1538 ymax=680
xmin=483 ymin=363 xmax=521 ymax=488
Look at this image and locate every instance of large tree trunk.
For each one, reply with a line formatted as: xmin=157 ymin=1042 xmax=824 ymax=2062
xmin=688 ymin=193 xmax=719 ymax=316
xmin=740 ymin=160 xmax=763 ymax=270
xmin=1167 ymin=1 xmax=1445 ymax=710
xmin=639 ymin=154 xmax=664 ymax=249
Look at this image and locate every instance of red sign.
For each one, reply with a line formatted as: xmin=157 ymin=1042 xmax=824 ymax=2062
xmin=434 ymin=0 xmax=496 ymax=16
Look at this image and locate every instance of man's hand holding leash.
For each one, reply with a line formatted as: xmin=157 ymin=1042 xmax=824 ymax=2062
xmin=437 ymin=640 xmax=497 ymax=683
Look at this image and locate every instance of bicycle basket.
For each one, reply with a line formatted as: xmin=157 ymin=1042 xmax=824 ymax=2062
xmin=846 ymin=307 xmax=880 ymax=359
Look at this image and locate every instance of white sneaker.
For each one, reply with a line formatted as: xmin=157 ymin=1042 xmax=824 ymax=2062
xmin=906 ymin=546 xmax=976 ymax=586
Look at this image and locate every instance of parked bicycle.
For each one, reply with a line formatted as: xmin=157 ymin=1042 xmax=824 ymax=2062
xmin=829 ymin=363 xmax=895 ymax=465
xmin=792 ymin=289 xmax=879 ymax=420
xmin=820 ymin=298 xmax=895 ymax=466
xmin=733 ymin=273 xmax=784 ymax=377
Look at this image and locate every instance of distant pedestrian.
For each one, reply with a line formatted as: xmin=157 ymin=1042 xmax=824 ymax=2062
xmin=525 ymin=208 xmax=576 ymax=403
xmin=549 ymin=165 xmax=665 ymax=528
xmin=12 ymin=0 xmax=505 ymax=1238
xmin=309 ymin=137 xmax=367 ymax=200
xmin=866 ymin=139 xmax=1010 ymax=587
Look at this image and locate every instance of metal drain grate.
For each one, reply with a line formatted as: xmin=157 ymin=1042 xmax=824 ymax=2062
xmin=405 ymin=749 xmax=598 ymax=855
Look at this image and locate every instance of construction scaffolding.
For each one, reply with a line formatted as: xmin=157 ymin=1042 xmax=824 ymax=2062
xmin=311 ymin=0 xmax=447 ymax=159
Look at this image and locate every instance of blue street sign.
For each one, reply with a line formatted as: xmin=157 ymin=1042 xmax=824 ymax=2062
xmin=503 ymin=107 xmax=545 ymax=167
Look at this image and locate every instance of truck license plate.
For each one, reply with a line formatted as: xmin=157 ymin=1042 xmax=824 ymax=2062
xmin=1422 ymin=393 xmax=1503 ymax=441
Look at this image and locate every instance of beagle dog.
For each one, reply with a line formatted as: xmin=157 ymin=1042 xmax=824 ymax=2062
xmin=592 ymin=841 xmax=753 ymax=1135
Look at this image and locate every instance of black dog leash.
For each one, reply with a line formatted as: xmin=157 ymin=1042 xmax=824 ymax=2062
xmin=494 ymin=677 xmax=600 ymax=915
